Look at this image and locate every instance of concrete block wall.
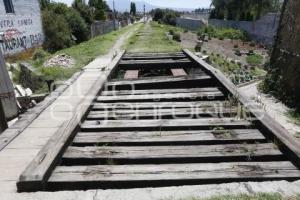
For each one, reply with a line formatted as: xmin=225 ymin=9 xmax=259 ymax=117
xmin=176 ymin=17 xmax=205 ymax=31
xmin=0 ymin=0 xmax=44 ymax=55
xmin=209 ymin=13 xmax=280 ymax=47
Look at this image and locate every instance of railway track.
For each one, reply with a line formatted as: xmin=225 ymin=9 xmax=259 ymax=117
xmin=17 ymin=50 xmax=300 ymax=192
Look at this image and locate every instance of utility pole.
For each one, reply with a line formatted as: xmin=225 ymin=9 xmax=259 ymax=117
xmin=113 ymin=0 xmax=116 ymax=30
xmin=144 ymin=4 xmax=146 ymax=23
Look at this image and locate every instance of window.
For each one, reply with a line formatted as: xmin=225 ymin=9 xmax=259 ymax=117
xmin=3 ymin=0 xmax=14 ymax=13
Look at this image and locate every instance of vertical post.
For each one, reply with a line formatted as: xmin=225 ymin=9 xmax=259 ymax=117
xmin=113 ymin=0 xmax=116 ymax=30
xmin=0 ymin=100 xmax=8 ymax=134
xmin=144 ymin=4 xmax=146 ymax=23
xmin=0 ymin=49 xmax=8 ymax=133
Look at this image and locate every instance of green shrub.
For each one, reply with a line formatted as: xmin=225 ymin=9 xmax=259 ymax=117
xmin=32 ymin=49 xmax=49 ymax=61
xmin=198 ymin=26 xmax=247 ymax=41
xmin=218 ymin=36 xmax=224 ymax=40
xmin=246 ymin=54 xmax=263 ymax=65
xmin=250 ymin=41 xmax=256 ymax=47
xmin=40 ymin=66 xmax=75 ymax=80
xmin=235 ymin=49 xmax=242 ymax=56
xmin=173 ymin=33 xmax=181 ymax=42
xmin=184 ymin=29 xmax=188 ymax=33
xmin=195 ymin=43 xmax=202 ymax=52
xmin=169 ymin=29 xmax=174 ymax=35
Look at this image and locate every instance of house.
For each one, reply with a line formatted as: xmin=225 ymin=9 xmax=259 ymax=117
xmin=0 ymin=0 xmax=44 ymax=55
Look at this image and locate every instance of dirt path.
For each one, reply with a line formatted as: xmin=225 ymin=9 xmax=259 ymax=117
xmin=239 ymin=81 xmax=300 ymax=138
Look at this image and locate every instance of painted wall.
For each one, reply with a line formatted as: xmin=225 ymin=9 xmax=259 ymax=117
xmin=209 ymin=13 xmax=280 ymax=47
xmin=0 ymin=0 xmax=44 ymax=55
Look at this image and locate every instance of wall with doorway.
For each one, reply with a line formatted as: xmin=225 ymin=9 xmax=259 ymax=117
xmin=0 ymin=0 xmax=44 ymax=55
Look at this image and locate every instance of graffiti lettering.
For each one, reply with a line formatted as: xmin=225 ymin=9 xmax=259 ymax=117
xmin=0 ymin=33 xmax=43 ymax=53
xmin=0 ymin=20 xmax=14 ymax=29
xmin=18 ymin=19 xmax=33 ymax=26
xmin=30 ymin=33 xmax=43 ymax=46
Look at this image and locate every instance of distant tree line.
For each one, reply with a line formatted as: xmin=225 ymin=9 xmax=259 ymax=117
xmin=39 ymin=0 xmax=109 ymax=52
xmin=151 ymin=9 xmax=180 ymax=26
xmin=210 ymin=0 xmax=283 ymax=21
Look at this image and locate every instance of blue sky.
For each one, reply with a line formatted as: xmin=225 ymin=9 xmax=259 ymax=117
xmin=52 ymin=0 xmax=212 ymax=9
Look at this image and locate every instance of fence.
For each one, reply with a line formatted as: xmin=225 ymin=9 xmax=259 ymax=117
xmin=91 ymin=20 xmax=128 ymax=38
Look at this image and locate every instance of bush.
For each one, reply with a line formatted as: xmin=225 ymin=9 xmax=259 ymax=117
xmin=42 ymin=10 xmax=74 ymax=53
xmin=195 ymin=43 xmax=202 ymax=52
xmin=250 ymin=41 xmax=256 ymax=47
xmin=184 ymin=29 xmax=188 ymax=33
xmin=173 ymin=33 xmax=181 ymax=42
xmin=246 ymin=54 xmax=263 ymax=66
xmin=169 ymin=29 xmax=174 ymax=35
xmin=65 ymin=8 xmax=89 ymax=43
xmin=198 ymin=26 xmax=247 ymax=41
xmin=152 ymin=9 xmax=179 ymax=26
xmin=218 ymin=36 xmax=224 ymax=40
xmin=234 ymin=49 xmax=242 ymax=56
xmin=248 ymin=50 xmax=254 ymax=55
xmin=234 ymin=44 xmax=239 ymax=48
xmin=32 ymin=48 xmax=48 ymax=61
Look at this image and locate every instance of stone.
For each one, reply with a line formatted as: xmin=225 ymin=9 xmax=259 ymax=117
xmin=19 ymin=63 xmax=44 ymax=92
xmin=44 ymin=54 xmax=76 ymax=68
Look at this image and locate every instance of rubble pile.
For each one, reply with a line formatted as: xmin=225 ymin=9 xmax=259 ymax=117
xmin=44 ymin=54 xmax=75 ymax=68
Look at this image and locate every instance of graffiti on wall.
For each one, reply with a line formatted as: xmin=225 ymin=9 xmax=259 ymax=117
xmin=0 ymin=18 xmax=43 ymax=54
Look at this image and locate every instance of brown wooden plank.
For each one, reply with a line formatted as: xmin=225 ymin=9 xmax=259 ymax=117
xmin=96 ymin=92 xmax=224 ymax=103
xmin=107 ymin=75 xmax=214 ymax=90
xmin=92 ymin=101 xmax=227 ymax=110
xmin=48 ymin=161 xmax=300 ymax=190
xmin=184 ymin=49 xmax=300 ymax=167
xmin=124 ymin=70 xmax=139 ymax=80
xmin=119 ymin=59 xmax=193 ymax=70
xmin=124 ymin=52 xmax=184 ymax=57
xmin=63 ymin=143 xmax=282 ymax=163
xmin=171 ymin=68 xmax=187 ymax=77
xmin=73 ymin=129 xmax=265 ymax=145
xmin=122 ymin=54 xmax=187 ymax=60
xmin=16 ymin=51 xmax=126 ymax=193
xmin=87 ymin=107 xmax=238 ymax=120
xmin=102 ymin=88 xmax=220 ymax=96
xmin=80 ymin=118 xmax=252 ymax=131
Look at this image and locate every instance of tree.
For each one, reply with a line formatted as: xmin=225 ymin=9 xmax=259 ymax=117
xmin=130 ymin=2 xmax=136 ymax=16
xmin=65 ymin=9 xmax=89 ymax=43
xmin=46 ymin=2 xmax=89 ymax=43
xmin=262 ymin=0 xmax=300 ymax=111
xmin=42 ymin=10 xmax=74 ymax=52
xmin=39 ymin=0 xmax=50 ymax=10
xmin=88 ymin=0 xmax=108 ymax=20
xmin=72 ymin=0 xmax=94 ymax=25
xmin=151 ymin=9 xmax=179 ymax=25
xmin=152 ymin=8 xmax=163 ymax=22
xmin=210 ymin=0 xmax=279 ymax=21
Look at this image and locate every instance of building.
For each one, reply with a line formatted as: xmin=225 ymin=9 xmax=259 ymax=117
xmin=0 ymin=0 xmax=44 ymax=55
